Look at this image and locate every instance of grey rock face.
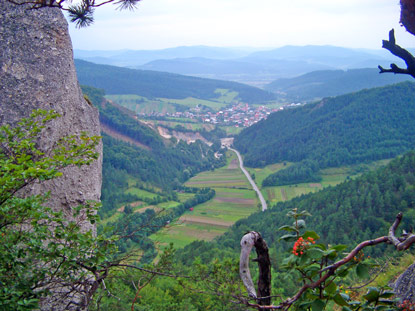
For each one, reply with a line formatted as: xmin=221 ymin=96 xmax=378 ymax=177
xmin=0 ymin=1 xmax=102 ymax=309
xmin=0 ymin=1 xmax=102 ymax=219
xmin=394 ymin=263 xmax=415 ymax=303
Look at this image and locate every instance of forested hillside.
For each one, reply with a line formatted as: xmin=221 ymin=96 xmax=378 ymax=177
xmin=81 ymin=85 xmax=225 ymax=217
xmin=176 ymin=151 xmax=415 ymax=286
xmin=234 ymin=82 xmax=415 ymax=169
xmin=264 ymin=68 xmax=412 ymax=102
xmin=75 ymin=59 xmax=276 ymax=104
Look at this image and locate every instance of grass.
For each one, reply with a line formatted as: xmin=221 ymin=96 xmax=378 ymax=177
xmin=151 ymin=151 xmax=260 ymax=251
xmin=176 ymin=192 xmax=196 ymax=202
xmin=214 ymin=89 xmax=238 ymax=104
xmin=151 ymin=222 xmax=227 ymax=249
xmin=125 ymin=187 xmax=161 ymax=200
xmin=158 ymin=97 xmax=226 ymax=111
xmin=186 ymin=151 xmax=251 ymax=188
xmin=106 ymin=88 xmax=239 ymax=114
xmin=106 ymin=95 xmax=178 ymax=114
xmin=221 ymin=126 xmax=243 ymax=135
xmin=141 ymin=119 xmax=214 ymax=132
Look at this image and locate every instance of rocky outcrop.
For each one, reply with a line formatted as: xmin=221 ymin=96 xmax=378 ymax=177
xmin=0 ymin=1 xmax=102 ymax=222
xmin=394 ymin=263 xmax=415 ymax=303
xmin=0 ymin=1 xmax=102 ymax=309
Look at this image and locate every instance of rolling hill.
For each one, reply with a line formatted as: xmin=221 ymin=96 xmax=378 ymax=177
xmin=74 ymin=59 xmax=276 ymax=104
xmin=234 ymin=82 xmax=415 ymax=168
xmin=74 ymin=45 xmax=402 ymax=86
xmin=264 ymin=68 xmax=412 ymax=102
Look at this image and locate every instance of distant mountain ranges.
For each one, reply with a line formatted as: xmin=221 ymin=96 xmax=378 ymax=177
xmin=75 ymin=45 xmax=413 ymax=102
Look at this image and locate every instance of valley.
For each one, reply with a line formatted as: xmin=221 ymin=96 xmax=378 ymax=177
xmin=78 ymin=52 xmax=415 ymax=310
xmin=5 ymin=0 xmax=415 ymax=309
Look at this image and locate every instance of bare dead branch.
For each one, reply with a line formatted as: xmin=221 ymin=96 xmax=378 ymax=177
xmin=378 ymin=29 xmax=415 ymax=78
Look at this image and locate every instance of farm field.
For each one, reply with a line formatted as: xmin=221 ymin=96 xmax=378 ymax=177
xmin=186 ymin=152 xmax=251 ymax=189
xmin=248 ymin=160 xmax=392 ymax=206
xmin=148 ymin=154 xmax=393 ymax=252
xmin=256 ymin=166 xmax=354 ymax=205
xmin=106 ymin=93 xmax=232 ymax=114
xmin=150 ymin=151 xmax=259 ymax=250
xmin=141 ymin=119 xmax=215 ymax=132
xmin=125 ymin=187 xmax=161 ymax=200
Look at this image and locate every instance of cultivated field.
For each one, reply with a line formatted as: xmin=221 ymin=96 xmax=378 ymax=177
xmin=106 ymin=91 xmax=234 ymax=114
xmin=150 ymin=151 xmax=259 ymax=249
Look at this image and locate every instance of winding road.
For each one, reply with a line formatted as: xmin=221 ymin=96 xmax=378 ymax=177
xmin=229 ymin=148 xmax=268 ymax=211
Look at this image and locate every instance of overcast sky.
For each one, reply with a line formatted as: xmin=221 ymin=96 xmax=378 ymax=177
xmin=67 ymin=0 xmax=415 ymax=51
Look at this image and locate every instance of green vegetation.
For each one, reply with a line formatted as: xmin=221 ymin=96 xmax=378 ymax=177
xmin=235 ymin=82 xmax=415 ymax=171
xmin=151 ymin=152 xmax=259 ymax=250
xmin=75 ymin=59 xmax=276 ymax=104
xmin=79 ymin=81 xmax=415 ymax=310
xmin=264 ymin=68 xmax=412 ymax=102
xmin=172 ymin=150 xmax=415 ymax=307
xmin=178 ymin=150 xmax=415 ymax=262
xmin=81 ymin=85 xmax=226 ymax=219
xmin=262 ymin=159 xmax=322 ymax=186
xmin=0 ymin=110 xmax=110 ymax=310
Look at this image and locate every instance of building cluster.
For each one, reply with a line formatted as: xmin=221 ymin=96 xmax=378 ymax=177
xmin=199 ymin=103 xmax=282 ymax=127
xmin=139 ymin=102 xmax=285 ymax=127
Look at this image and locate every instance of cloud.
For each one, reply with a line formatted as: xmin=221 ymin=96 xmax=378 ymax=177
xmin=68 ymin=0 xmax=412 ymax=50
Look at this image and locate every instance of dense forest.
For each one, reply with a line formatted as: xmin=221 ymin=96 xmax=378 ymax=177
xmin=262 ymin=159 xmax=322 ymax=186
xmin=235 ymin=82 xmax=415 ymax=170
xmin=75 ymin=59 xmax=276 ymax=104
xmin=264 ymin=68 xmax=411 ymax=102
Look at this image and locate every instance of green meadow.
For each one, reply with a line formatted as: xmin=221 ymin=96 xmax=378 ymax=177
xmin=150 ymin=151 xmax=259 ymax=249
xmin=106 ymin=89 xmax=236 ymax=114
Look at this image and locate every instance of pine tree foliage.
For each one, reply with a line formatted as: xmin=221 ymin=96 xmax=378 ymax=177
xmin=6 ymin=0 xmax=142 ymax=27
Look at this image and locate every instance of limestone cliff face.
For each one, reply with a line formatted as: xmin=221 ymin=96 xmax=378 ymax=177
xmin=0 ymin=1 xmax=102 ymax=232
xmin=394 ymin=263 xmax=415 ymax=303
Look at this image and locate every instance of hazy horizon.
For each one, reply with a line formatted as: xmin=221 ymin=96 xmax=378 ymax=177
xmin=67 ymin=0 xmax=415 ymax=51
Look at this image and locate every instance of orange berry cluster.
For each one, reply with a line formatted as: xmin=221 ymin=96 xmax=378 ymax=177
xmin=399 ymin=300 xmax=415 ymax=311
xmin=292 ymin=236 xmax=315 ymax=256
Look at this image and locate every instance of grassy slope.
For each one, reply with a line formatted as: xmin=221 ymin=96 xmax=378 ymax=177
xmin=150 ymin=151 xmax=259 ymax=249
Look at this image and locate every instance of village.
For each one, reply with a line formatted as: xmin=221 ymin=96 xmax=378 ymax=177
xmin=138 ymin=102 xmax=304 ymax=127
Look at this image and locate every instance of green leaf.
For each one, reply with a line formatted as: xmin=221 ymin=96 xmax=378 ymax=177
xmin=378 ymin=291 xmax=395 ymax=299
xmin=279 ymin=234 xmax=298 ymax=242
xmin=303 ymin=231 xmax=320 ymax=240
xmin=307 ymin=248 xmax=324 ymax=260
xmin=363 ymin=287 xmax=380 ymax=302
xmin=325 ymin=281 xmax=337 ymax=296
xmin=333 ymin=293 xmax=349 ymax=306
xmin=278 ymin=225 xmax=298 ymax=232
xmin=377 ymin=299 xmax=395 ymax=305
xmin=356 ymin=263 xmax=370 ymax=279
xmin=311 ymin=299 xmax=325 ymax=311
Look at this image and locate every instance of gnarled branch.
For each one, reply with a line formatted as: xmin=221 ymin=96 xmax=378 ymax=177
xmin=240 ymin=213 xmax=415 ymax=310
xmin=378 ymin=29 xmax=415 ymax=78
xmin=240 ymin=231 xmax=272 ymax=306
